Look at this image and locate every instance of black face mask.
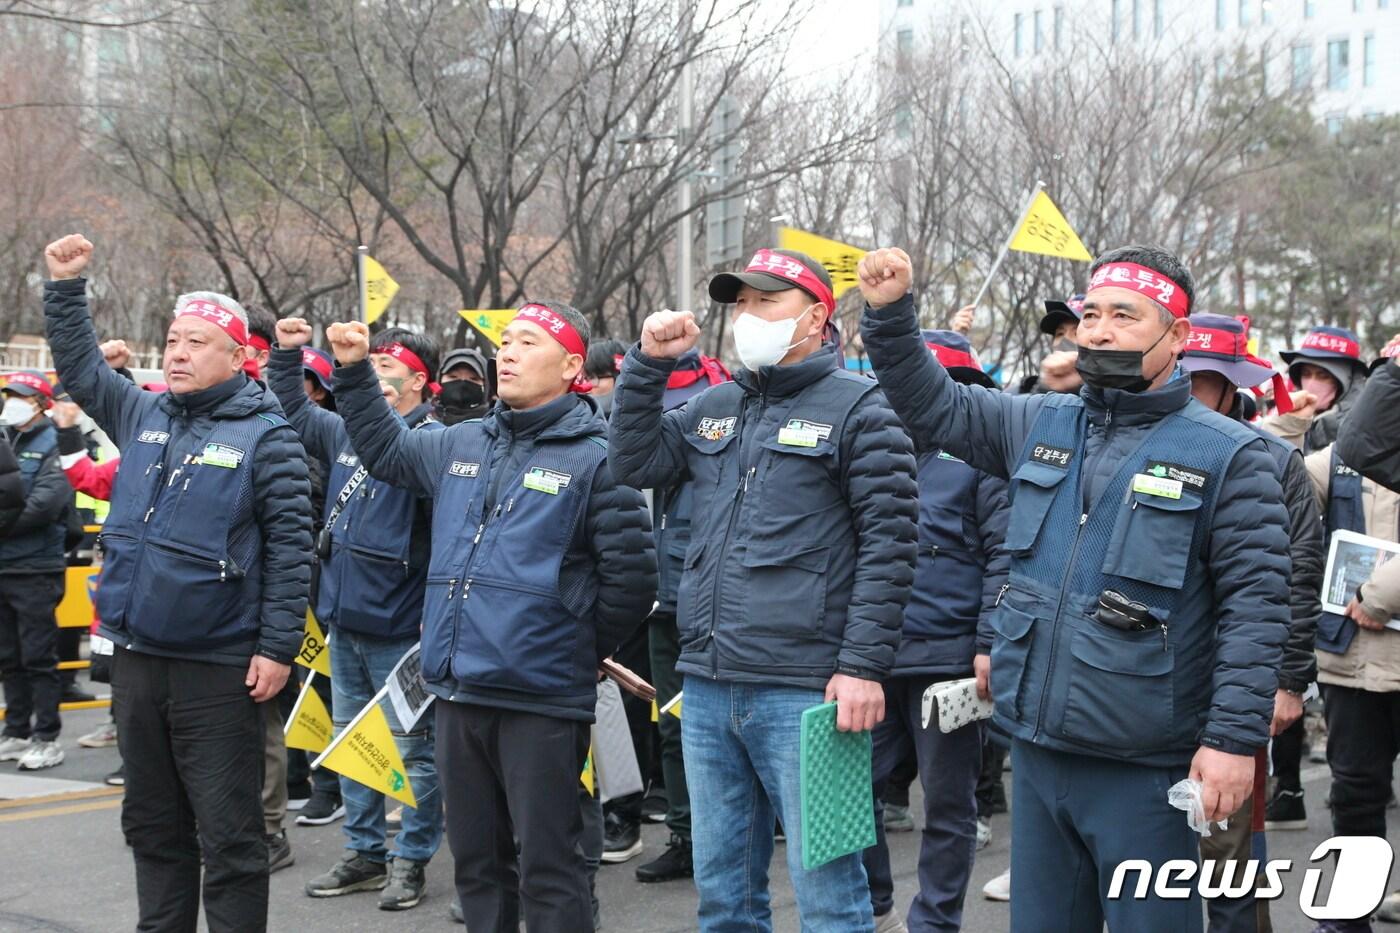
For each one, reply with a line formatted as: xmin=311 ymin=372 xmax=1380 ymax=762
xmin=1075 ymin=327 xmax=1173 ymax=394
xmin=436 ymin=379 xmax=488 ymax=425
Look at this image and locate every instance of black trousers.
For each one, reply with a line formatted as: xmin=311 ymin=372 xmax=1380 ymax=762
xmin=1322 ymin=682 xmax=1400 ymax=837
xmin=1271 ymin=716 xmax=1305 ymax=792
xmin=647 ymin=612 xmax=690 ymax=842
xmin=112 ymin=649 xmax=268 ymax=933
xmin=437 ymin=700 xmax=593 ymax=933
xmin=0 ymin=572 xmax=64 ymax=741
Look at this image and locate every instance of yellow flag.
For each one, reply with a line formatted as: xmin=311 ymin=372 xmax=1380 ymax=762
xmin=284 ymin=678 xmax=333 ymax=753
xmin=295 ymin=610 xmax=331 ymax=677
xmin=649 ymin=699 xmax=659 ymax=723
xmin=361 ymin=254 xmax=400 ymax=325
xmin=660 ymin=692 xmax=683 ymax=720
xmin=581 ymin=745 xmax=595 ymax=795
xmin=1008 ymin=191 xmax=1093 ymax=262
xmin=459 ymin=309 xmax=517 ymax=347
xmin=314 ymin=698 xmax=418 ymax=808
xmin=777 ymin=227 xmax=866 ymax=299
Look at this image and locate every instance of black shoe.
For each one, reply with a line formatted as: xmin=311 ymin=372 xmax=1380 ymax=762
xmin=378 ymin=857 xmax=426 ymax=910
xmin=602 ymin=813 xmax=642 ymax=864
xmin=61 ymin=684 xmax=96 ymax=703
xmin=296 ymin=789 xmax=346 ymax=826
xmin=635 ymin=834 xmax=693 ymax=883
xmin=105 ymin=765 xmax=125 ymax=786
xmin=266 ymin=830 xmax=295 ymax=874
xmin=1265 ymin=787 xmax=1308 ymax=830
xmin=305 ymin=852 xmax=388 ymax=897
xmin=641 ymin=787 xmax=668 ymax=823
xmin=286 ymin=779 xmax=313 ymax=811
xmin=449 ymin=896 xmax=464 ymax=923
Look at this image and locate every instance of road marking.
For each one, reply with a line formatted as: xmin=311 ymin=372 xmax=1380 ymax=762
xmin=0 ymin=787 xmax=121 ymax=810
xmin=0 ymin=798 xmax=121 ymax=823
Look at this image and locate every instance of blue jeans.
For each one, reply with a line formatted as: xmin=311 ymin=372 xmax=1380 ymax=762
xmin=682 ymin=675 xmax=873 ymax=932
xmin=330 ymin=631 xmax=442 ymax=864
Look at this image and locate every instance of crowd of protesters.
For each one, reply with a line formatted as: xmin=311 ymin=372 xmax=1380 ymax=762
xmin=3 ymin=229 xmax=1398 ymax=933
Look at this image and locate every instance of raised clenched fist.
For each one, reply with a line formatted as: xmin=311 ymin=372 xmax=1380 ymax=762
xmin=45 ymin=234 xmax=94 ymax=281
xmin=1288 ymin=389 xmax=1319 ymax=420
xmin=326 ymin=320 xmax=370 ymax=365
xmin=640 ymin=309 xmax=701 ymax=360
xmin=857 ymin=247 xmax=913 ymax=309
xmin=50 ymin=400 xmax=82 ymax=430
xmin=950 ymin=305 xmax=975 ymax=336
xmin=100 ymin=339 xmax=131 ymax=370
xmin=276 ymin=317 xmax=314 ymax=350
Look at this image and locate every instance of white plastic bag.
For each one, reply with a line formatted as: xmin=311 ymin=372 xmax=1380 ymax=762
xmin=1167 ymin=778 xmax=1229 ymax=837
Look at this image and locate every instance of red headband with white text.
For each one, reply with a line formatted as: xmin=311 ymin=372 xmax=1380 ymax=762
xmin=1086 ymin=262 xmax=1190 ymax=319
xmin=744 ymin=250 xmax=836 ymax=315
xmin=378 ymin=343 xmax=440 ymax=394
xmin=177 ymin=299 xmax=249 ymax=346
xmin=512 ymin=304 xmax=593 ymax=393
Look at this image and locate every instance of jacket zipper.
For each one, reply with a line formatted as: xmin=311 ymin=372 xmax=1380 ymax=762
xmin=707 ymin=392 xmax=759 ymax=678
xmin=1032 ymin=511 xmax=1088 ymax=741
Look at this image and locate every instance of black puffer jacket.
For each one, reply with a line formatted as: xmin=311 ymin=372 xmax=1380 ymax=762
xmin=43 ymin=277 xmax=313 ymax=666
xmin=1337 ymin=360 xmax=1400 ymax=491
xmin=0 ymin=434 xmax=30 ymax=537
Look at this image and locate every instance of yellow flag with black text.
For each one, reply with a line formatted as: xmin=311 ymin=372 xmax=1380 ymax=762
xmin=1008 ymin=191 xmax=1093 ymax=262
xmin=459 ymin=309 xmax=517 ymax=347
xmin=295 ymin=610 xmax=331 ymax=677
xmin=284 ymin=678 xmax=333 ymax=754
xmin=314 ymin=698 xmax=417 ymax=808
xmin=777 ymin=227 xmax=866 ymax=299
xmin=361 ymin=254 xmax=400 ymax=325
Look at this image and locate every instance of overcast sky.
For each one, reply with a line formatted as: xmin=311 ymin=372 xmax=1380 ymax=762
xmin=783 ymin=0 xmax=881 ymax=85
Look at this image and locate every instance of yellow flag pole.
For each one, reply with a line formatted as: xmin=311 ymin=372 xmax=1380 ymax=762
xmin=357 ymin=245 xmax=369 ymax=325
xmin=971 ymin=180 xmax=1045 ymax=309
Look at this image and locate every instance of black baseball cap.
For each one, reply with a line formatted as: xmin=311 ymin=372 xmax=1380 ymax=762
xmin=708 ymin=249 xmax=834 ymax=307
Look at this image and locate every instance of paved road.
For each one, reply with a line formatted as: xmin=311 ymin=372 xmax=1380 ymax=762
xmin=0 ymin=699 xmax=1378 ymax=932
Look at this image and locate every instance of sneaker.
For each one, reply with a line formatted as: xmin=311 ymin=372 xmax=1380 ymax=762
xmin=983 ymin=869 xmax=1011 ymax=902
xmin=286 ymin=780 xmax=312 ymax=811
xmin=449 ymin=896 xmax=464 ymax=923
xmin=875 ymin=909 xmax=909 ymax=933
xmin=0 ymin=735 xmax=32 ymax=761
xmin=976 ymin=817 xmax=992 ymax=850
xmin=602 ymin=812 xmax=642 ymax=864
xmin=105 ymin=765 xmax=125 ymax=786
xmin=17 ymin=740 xmax=64 ymax=771
xmin=641 ymin=786 xmax=668 ymax=823
xmin=61 ymin=684 xmax=96 ymax=703
xmin=883 ymin=803 xmax=915 ymax=833
xmin=774 ymin=819 xmax=785 ymax=843
xmin=378 ymin=857 xmax=427 ymax=910
xmin=305 ymin=852 xmax=388 ymax=897
xmin=635 ymin=834 xmax=693 ymax=883
xmin=296 ymin=789 xmax=346 ymax=826
xmin=78 ymin=719 xmax=118 ymax=748
xmin=1265 ymin=787 xmax=1308 ymax=830
xmin=1376 ymin=890 xmax=1400 ymax=923
xmin=386 ymin=804 xmax=403 ymax=833
xmin=266 ymin=830 xmax=294 ymax=874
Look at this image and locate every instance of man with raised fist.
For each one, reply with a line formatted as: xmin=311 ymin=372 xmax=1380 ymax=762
xmin=858 ymin=244 xmax=1290 ymax=933
xmin=41 ymin=234 xmax=313 ymax=933
xmin=607 ymin=248 xmax=918 ymax=931
xmin=324 ymin=303 xmax=655 ymax=932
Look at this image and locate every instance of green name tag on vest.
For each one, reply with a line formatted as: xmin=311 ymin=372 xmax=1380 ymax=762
xmin=1131 ymin=473 xmax=1182 ymax=499
xmin=777 ymin=427 xmax=820 ymax=448
xmin=523 ymin=471 xmax=560 ymax=495
xmin=201 ymin=443 xmax=244 ymax=469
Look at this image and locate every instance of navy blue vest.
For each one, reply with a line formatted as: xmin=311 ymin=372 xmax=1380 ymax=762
xmin=317 ymin=415 xmax=440 ymax=638
xmin=0 ymin=421 xmax=64 ymax=567
xmin=987 ymin=395 xmax=1252 ymax=761
xmin=97 ymin=406 xmax=284 ymax=651
xmin=419 ymin=421 xmax=607 ymax=707
xmin=1317 ymin=448 xmax=1366 ymax=654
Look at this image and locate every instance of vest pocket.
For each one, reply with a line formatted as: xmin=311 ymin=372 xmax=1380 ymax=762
xmin=1101 ymin=490 xmax=1202 ymax=590
xmin=676 ymin=541 xmax=707 ymax=650
xmin=453 ymin=578 xmax=577 ymax=693
xmin=420 ymin=577 xmax=460 ymax=682
xmin=128 ymin=540 xmax=247 ymax=648
xmin=1060 ymin=627 xmax=1174 ymax=751
xmin=333 ymin=547 xmax=413 ymax=636
xmin=988 ymin=603 xmax=1036 ymax=720
xmin=1004 ymin=462 xmax=1068 ymax=554
xmin=1315 ymin=610 xmax=1358 ymax=655
xmin=737 ymin=542 xmax=831 ymax=636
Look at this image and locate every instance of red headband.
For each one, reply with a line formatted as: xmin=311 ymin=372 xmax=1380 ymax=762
xmin=5 ymin=372 xmax=53 ymax=399
xmin=744 ymin=249 xmax=836 ymax=315
xmin=247 ymin=334 xmax=271 ymax=354
xmin=1300 ymin=331 xmax=1362 ymax=360
xmin=177 ymin=299 xmax=248 ymax=346
xmin=512 ymin=304 xmax=593 ymax=393
xmin=925 ymin=342 xmax=982 ymax=373
xmin=1184 ymin=326 xmax=1247 ymax=359
xmin=377 ymin=343 xmax=440 ymax=395
xmin=1086 ymin=262 xmax=1190 ymax=319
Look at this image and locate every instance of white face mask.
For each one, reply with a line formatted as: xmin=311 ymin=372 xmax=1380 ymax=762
xmin=0 ymin=397 xmax=35 ymax=428
xmin=731 ymin=306 xmax=813 ymax=371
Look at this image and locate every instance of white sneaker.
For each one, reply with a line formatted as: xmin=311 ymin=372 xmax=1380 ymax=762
xmin=17 ymin=739 xmax=64 ymax=771
xmin=983 ymin=869 xmax=1011 ymax=902
xmin=77 ymin=719 xmax=118 ymax=748
xmin=976 ymin=817 xmax=992 ymax=850
xmin=874 ymin=909 xmax=909 ymax=933
xmin=1376 ymin=890 xmax=1400 ymax=923
xmin=0 ymin=735 xmax=32 ymax=761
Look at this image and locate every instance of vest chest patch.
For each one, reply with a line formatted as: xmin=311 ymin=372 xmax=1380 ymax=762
xmin=1335 ymin=463 xmax=1360 ymax=477
xmin=1143 ymin=460 xmax=1208 ymax=492
xmin=137 ymin=430 xmax=170 ymax=445
xmin=336 ymin=452 xmax=359 ymax=467
xmin=523 ymin=467 xmax=572 ymax=495
xmin=937 ymin=450 xmax=965 ymax=463
xmin=696 ymin=416 xmax=736 ymax=441
xmin=1030 ymin=443 xmax=1073 ymax=468
xmin=201 ymin=443 xmax=245 ymax=469
xmin=450 ymin=460 xmax=480 ymax=478
xmin=19 ymin=451 xmax=42 ymax=460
